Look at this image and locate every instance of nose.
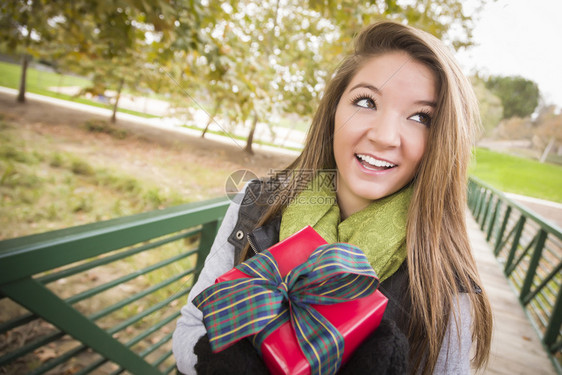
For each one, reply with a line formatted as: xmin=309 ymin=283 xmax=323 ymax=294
xmin=366 ymin=110 xmax=401 ymax=148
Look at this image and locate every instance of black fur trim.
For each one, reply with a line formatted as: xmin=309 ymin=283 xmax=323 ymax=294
xmin=193 ymin=318 xmax=408 ymax=374
xmin=194 ymin=334 xmax=268 ymax=375
xmin=338 ymin=318 xmax=409 ymax=374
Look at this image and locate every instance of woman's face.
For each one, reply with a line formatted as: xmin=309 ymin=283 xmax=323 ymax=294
xmin=333 ymin=51 xmax=437 ymax=218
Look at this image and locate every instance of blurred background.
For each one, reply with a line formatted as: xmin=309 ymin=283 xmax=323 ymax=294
xmin=1 ymin=0 xmax=560 ymax=239
xmin=0 ymin=1 xmax=561 ymax=374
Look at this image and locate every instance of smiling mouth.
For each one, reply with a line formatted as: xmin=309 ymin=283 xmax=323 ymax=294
xmin=355 ymin=153 xmax=396 ymax=170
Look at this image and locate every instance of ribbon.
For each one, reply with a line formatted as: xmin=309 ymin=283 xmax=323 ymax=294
xmin=193 ymin=243 xmax=379 ymax=375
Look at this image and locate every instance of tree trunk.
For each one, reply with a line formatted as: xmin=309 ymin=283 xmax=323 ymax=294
xmin=111 ymin=78 xmax=125 ymax=123
xmin=202 ymin=102 xmax=219 ymax=138
xmin=17 ymin=54 xmax=29 ymax=103
xmin=539 ymin=137 xmax=555 ymax=163
xmin=57 ymin=73 xmax=64 ymax=95
xmin=244 ymin=114 xmax=258 ymax=155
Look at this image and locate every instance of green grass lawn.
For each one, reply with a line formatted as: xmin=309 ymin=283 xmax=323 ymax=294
xmin=470 ymin=148 xmax=562 ymax=203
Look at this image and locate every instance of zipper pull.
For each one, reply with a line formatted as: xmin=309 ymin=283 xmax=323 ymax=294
xmin=247 ymin=232 xmax=259 ymax=255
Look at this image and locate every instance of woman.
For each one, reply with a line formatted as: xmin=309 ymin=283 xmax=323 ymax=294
xmin=173 ymin=21 xmax=492 ymax=374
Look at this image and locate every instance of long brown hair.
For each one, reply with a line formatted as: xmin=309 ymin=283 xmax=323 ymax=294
xmin=240 ymin=21 xmax=492 ymax=374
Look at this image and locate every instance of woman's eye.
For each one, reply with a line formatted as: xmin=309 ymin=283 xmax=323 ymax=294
xmin=354 ymin=97 xmax=376 ymax=109
xmin=409 ymin=113 xmax=432 ymax=126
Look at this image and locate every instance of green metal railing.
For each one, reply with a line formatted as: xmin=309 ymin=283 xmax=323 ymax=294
xmin=0 ymin=197 xmax=230 ymax=375
xmin=468 ymin=176 xmax=562 ymax=372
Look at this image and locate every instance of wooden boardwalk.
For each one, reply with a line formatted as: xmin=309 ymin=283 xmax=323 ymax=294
xmin=467 ymin=212 xmax=557 ymax=374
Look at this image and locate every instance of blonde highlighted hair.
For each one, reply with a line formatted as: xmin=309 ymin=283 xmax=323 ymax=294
xmin=240 ymin=21 xmax=492 ymax=374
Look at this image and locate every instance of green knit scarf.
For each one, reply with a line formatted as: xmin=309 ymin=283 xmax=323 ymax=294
xmin=279 ymin=178 xmax=412 ymax=282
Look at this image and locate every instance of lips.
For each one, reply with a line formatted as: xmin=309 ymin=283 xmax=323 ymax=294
xmin=355 ymin=153 xmax=396 ymax=171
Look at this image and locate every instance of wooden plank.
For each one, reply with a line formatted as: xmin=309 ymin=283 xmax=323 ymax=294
xmin=467 ymin=212 xmax=557 ymax=374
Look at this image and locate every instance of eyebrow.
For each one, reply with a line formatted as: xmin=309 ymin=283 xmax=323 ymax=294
xmin=348 ymin=82 xmax=437 ymax=108
xmin=349 ymin=83 xmax=381 ymax=95
xmin=415 ymin=100 xmax=437 ymax=108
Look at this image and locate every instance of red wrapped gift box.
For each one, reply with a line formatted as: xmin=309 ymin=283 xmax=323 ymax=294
xmin=215 ymin=226 xmax=388 ymax=375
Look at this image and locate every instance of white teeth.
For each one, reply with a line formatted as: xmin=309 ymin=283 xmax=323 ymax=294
xmin=356 ymin=154 xmax=395 ymax=168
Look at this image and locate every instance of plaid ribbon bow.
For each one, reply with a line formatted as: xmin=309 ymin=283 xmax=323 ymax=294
xmin=193 ymin=243 xmax=379 ymax=375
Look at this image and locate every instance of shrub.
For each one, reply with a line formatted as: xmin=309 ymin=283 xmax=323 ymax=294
xmin=84 ymin=119 xmax=128 ymax=139
xmin=70 ymin=159 xmax=95 ymax=176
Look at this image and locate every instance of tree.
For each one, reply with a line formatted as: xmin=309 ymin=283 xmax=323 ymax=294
xmin=2 ymin=0 xmax=488 ymax=152
xmin=485 ymin=75 xmax=540 ymax=119
xmin=472 ymin=77 xmax=503 ymax=138
xmin=1 ymin=0 xmax=228 ymax=121
xmin=191 ymin=0 xmax=333 ymax=153
xmin=0 ymin=0 xmax=59 ymax=102
xmin=201 ymin=0 xmax=488 ymax=153
xmin=52 ymin=0 xmax=211 ymax=123
xmin=535 ymin=105 xmax=562 ymax=148
xmin=309 ymin=0 xmax=486 ymax=50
